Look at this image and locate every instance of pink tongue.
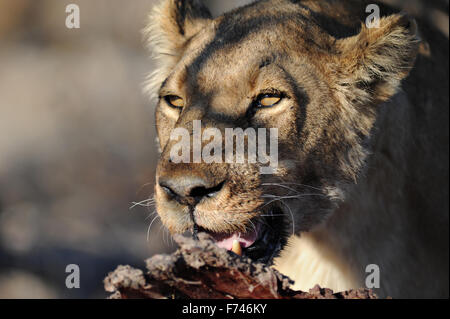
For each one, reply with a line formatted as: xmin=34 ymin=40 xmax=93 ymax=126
xmin=209 ymin=226 xmax=260 ymax=251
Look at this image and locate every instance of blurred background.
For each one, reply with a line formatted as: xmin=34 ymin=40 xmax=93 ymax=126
xmin=0 ymin=0 xmax=447 ymax=299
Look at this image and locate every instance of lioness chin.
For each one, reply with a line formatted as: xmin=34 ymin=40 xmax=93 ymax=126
xmin=144 ymin=0 xmax=449 ymax=298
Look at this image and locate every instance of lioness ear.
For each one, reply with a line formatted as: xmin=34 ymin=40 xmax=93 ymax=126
xmin=334 ymin=13 xmax=420 ymax=105
xmin=144 ymin=0 xmax=212 ymax=96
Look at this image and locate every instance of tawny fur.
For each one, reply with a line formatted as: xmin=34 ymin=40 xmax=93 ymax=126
xmin=144 ymin=0 xmax=449 ymax=298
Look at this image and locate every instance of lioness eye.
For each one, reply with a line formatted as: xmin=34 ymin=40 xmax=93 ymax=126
xmin=257 ymin=94 xmax=282 ymax=108
xmin=164 ymin=95 xmax=184 ymax=109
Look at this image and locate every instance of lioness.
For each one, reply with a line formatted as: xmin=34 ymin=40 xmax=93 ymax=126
xmin=144 ymin=0 xmax=449 ymax=298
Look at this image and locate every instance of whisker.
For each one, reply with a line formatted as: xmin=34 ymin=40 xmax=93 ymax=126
xmin=130 ymin=198 xmax=156 ymax=210
xmin=257 ymin=198 xmax=296 ymax=236
xmin=169 ymin=230 xmax=174 ymax=246
xmin=261 ymin=194 xmax=325 ymax=199
xmin=248 ymin=219 xmax=257 ymax=234
xmin=158 ymin=223 xmax=167 ymax=246
xmin=145 ymin=210 xmax=157 ymax=221
xmin=277 ymin=200 xmax=295 ymax=236
xmin=270 ymin=182 xmax=323 ymax=192
xmin=258 ymin=198 xmax=284 ymax=210
xmin=146 ymin=215 xmax=160 ymax=242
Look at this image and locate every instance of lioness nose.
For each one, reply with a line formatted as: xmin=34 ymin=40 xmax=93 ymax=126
xmin=159 ymin=177 xmax=225 ymax=206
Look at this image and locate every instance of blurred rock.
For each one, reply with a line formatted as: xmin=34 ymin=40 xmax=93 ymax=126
xmin=0 ymin=270 xmax=58 ymax=299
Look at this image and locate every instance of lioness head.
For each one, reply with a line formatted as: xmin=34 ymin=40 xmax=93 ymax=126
xmin=145 ymin=0 xmax=419 ymax=263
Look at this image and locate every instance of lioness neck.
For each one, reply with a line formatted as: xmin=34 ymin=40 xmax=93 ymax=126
xmin=275 ymin=92 xmax=446 ymax=298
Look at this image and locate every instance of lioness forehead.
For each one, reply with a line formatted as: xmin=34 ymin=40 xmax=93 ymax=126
xmin=161 ymin=1 xmax=331 ymax=112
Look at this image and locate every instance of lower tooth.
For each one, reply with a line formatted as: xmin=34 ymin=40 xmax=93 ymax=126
xmin=231 ymin=239 xmax=242 ymax=256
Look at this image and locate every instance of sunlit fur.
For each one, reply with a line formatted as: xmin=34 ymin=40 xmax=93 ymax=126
xmin=144 ymin=0 xmax=449 ymax=298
